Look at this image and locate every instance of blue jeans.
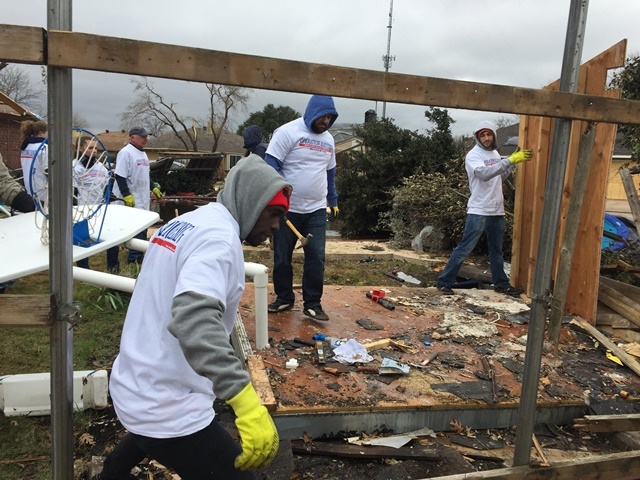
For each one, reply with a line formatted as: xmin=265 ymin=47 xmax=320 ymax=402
xmin=272 ymin=208 xmax=326 ymax=309
xmin=438 ymin=214 xmax=510 ymax=288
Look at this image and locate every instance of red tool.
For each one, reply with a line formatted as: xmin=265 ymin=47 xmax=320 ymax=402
xmin=365 ymin=291 xmax=396 ymax=311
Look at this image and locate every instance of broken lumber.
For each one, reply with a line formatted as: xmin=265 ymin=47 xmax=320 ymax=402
xmin=362 ymin=338 xmax=391 ymax=350
xmin=291 ymin=439 xmax=440 ymax=461
xmin=570 ymin=318 xmax=640 ymax=377
xmin=574 ymin=414 xmax=640 ymax=433
xmin=420 ymin=450 xmax=640 ymax=480
xmin=597 ymin=280 xmax=640 ymax=329
xmin=247 ymin=355 xmax=277 ymax=412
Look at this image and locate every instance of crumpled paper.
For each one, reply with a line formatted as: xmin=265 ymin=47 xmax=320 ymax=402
xmin=332 ymin=338 xmax=374 ymax=365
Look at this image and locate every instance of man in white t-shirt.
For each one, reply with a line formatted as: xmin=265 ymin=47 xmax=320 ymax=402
xmin=437 ymin=120 xmax=532 ymax=297
xmin=93 ymin=155 xmax=291 ymax=480
xmin=108 ymin=126 xmax=163 ymax=271
xmin=264 ymin=95 xmax=339 ymax=321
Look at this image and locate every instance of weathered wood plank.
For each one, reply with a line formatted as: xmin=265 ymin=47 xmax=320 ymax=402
xmin=0 ymin=26 xmax=632 ymax=125
xmin=598 ymin=281 xmax=640 ymax=329
xmin=0 ymin=295 xmax=49 ymax=327
xmin=247 ymin=354 xmax=277 ymax=412
xmin=0 ymin=25 xmax=45 ymax=64
xmin=574 ymin=414 xmax=640 ymax=433
xmin=422 ymin=450 xmax=640 ymax=480
xmin=570 ymin=318 xmax=640 ymax=378
xmin=619 ymin=167 xmax=640 ymax=230
xmin=291 ymin=439 xmax=440 ymax=461
xmin=46 ymin=31 xmax=640 ymax=124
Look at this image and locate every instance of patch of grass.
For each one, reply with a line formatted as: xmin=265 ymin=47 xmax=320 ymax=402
xmin=243 ymin=251 xmax=440 ymax=287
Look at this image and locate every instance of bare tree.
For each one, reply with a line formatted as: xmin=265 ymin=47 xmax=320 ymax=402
xmin=494 ymin=114 xmax=520 ymax=129
xmin=205 ymin=84 xmax=249 ymax=152
xmin=0 ymin=63 xmax=45 ymax=112
xmin=120 ymin=77 xmax=249 ymax=151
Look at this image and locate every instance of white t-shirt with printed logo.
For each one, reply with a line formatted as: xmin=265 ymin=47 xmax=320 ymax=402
xmin=109 ymin=203 xmax=245 ymax=437
xmin=266 ymin=117 xmax=336 ymax=214
xmin=113 ymin=142 xmax=151 ymax=210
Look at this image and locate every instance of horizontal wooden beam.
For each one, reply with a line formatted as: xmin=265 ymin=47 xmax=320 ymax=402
xmin=574 ymin=413 xmax=640 ymax=433
xmin=0 ymin=25 xmax=45 ymax=65
xmin=424 ymin=450 xmax=640 ymax=480
xmin=1 ymin=25 xmax=640 ymax=125
xmin=0 ymin=294 xmax=50 ymax=327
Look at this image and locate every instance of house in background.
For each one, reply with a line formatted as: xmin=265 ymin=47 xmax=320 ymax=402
xmin=145 ymin=127 xmax=245 ymax=174
xmin=0 ymin=91 xmax=39 ymax=171
xmin=95 ymin=129 xmax=130 ymax=164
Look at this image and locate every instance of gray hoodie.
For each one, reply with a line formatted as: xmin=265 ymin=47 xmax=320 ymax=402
xmin=218 ymin=154 xmax=291 ymax=241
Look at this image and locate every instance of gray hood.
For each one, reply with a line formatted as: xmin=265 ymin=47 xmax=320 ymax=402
xmin=473 ymin=121 xmax=498 ymax=151
xmin=217 ymin=154 xmax=291 ymax=241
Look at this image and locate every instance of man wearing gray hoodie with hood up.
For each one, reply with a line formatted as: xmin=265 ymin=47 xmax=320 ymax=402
xmin=437 ymin=121 xmax=533 ymax=297
xmin=93 ymin=155 xmax=291 ymax=480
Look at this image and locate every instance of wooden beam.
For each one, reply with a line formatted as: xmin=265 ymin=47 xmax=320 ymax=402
xmin=291 ymin=439 xmax=440 ymax=461
xmin=0 ymin=295 xmax=49 ymax=327
xmin=0 ymin=25 xmax=45 ymax=65
xmin=46 ymin=31 xmax=640 ymax=125
xmin=619 ymin=167 xmax=640 ymax=229
xmin=574 ymin=414 xmax=640 ymax=433
xmin=569 ymin=318 xmax=640 ymax=377
xmin=598 ymin=281 xmax=640 ymax=329
xmin=0 ymin=25 xmax=638 ymax=125
xmin=421 ymin=450 xmax=640 ymax=480
xmin=246 ymin=355 xmax=277 ymax=412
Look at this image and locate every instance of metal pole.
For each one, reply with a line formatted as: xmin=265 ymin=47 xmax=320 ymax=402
xmin=513 ymin=0 xmax=589 ymax=466
xmin=381 ymin=0 xmax=394 ymax=119
xmin=48 ymin=0 xmax=75 ymax=478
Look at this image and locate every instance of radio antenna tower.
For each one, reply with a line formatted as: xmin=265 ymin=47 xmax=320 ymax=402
xmin=381 ymin=0 xmax=395 ymax=119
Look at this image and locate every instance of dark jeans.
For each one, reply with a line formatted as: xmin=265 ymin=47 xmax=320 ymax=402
xmin=99 ymin=420 xmax=255 ymax=480
xmin=106 ymin=245 xmax=120 ymax=271
xmin=127 ymin=229 xmax=147 ymax=264
xmin=76 ymin=257 xmax=90 ymax=269
xmin=438 ymin=214 xmax=510 ymax=288
xmin=272 ymin=208 xmax=326 ymax=309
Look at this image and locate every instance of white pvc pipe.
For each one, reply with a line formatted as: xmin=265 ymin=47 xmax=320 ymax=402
xmin=72 ymin=267 xmax=136 ymax=293
xmin=124 ymin=238 xmax=149 ymax=253
xmin=244 ymin=262 xmax=269 ymax=350
xmin=73 ymin=259 xmax=270 ymax=350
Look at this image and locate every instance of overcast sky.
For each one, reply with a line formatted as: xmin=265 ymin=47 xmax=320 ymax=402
xmin=4 ymin=0 xmax=640 ymax=137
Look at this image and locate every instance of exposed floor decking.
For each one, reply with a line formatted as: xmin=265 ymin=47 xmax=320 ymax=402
xmin=238 ymin=282 xmax=640 ymax=437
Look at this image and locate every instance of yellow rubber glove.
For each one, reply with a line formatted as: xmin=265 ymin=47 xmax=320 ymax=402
xmin=508 ymin=147 xmax=533 ymax=165
xmin=123 ymin=194 xmax=135 ymax=207
xmin=152 ymin=187 xmax=163 ymax=199
xmin=226 ymin=383 xmax=279 ymax=470
xmin=331 ymin=205 xmax=340 ymax=218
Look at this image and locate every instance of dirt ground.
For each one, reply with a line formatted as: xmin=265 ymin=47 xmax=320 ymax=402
xmin=83 ymin=400 xmax=628 ymax=480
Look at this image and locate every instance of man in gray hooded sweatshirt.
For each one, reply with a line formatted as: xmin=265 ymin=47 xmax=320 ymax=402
xmin=93 ymin=155 xmax=291 ymax=480
xmin=437 ymin=121 xmax=532 ymax=297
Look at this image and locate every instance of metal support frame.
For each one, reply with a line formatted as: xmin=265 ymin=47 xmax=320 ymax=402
xmin=48 ymin=0 xmax=74 ymax=478
xmin=513 ymin=0 xmax=589 ymax=466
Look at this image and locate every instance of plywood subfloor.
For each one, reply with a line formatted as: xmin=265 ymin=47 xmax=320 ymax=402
xmin=239 ymin=284 xmax=640 ymax=416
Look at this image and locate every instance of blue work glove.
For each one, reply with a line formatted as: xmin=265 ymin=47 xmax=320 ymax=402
xmin=226 ymin=383 xmax=279 ymax=470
